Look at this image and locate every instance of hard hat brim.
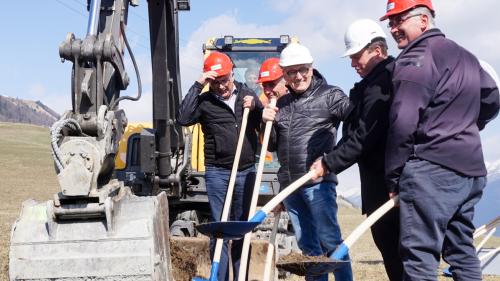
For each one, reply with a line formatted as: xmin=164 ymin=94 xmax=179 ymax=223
xmin=342 ymin=46 xmax=364 ymax=58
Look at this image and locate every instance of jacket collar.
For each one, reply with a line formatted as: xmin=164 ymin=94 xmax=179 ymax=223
xmin=363 ymin=56 xmax=395 ymax=84
xmin=397 ymin=28 xmax=444 ymax=59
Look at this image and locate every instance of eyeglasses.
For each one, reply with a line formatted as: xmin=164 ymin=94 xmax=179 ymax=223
xmin=387 ymin=13 xmax=422 ymax=28
xmin=284 ymin=66 xmax=311 ymax=77
xmin=211 ymin=76 xmax=231 ymax=86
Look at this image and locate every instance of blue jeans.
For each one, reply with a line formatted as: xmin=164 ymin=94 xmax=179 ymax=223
xmin=398 ymin=158 xmax=485 ymax=281
xmin=283 ymin=181 xmax=353 ymax=281
xmin=205 ymin=165 xmax=256 ymax=281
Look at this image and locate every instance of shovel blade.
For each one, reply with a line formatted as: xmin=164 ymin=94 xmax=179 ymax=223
xmin=276 ymin=259 xmax=350 ymax=276
xmin=196 ymin=221 xmax=260 ymax=239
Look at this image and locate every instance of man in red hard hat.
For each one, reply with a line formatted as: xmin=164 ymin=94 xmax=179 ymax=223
xmin=257 ymin=57 xmax=288 ymax=106
xmin=256 ymin=57 xmax=288 ymax=164
xmin=380 ymin=0 xmax=499 ymax=280
xmin=177 ymin=51 xmax=263 ymax=281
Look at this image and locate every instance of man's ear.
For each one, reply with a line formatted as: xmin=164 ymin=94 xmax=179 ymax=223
xmin=420 ymin=14 xmax=430 ymax=31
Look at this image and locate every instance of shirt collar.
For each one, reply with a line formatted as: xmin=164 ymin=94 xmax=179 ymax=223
xmin=213 ymin=85 xmax=237 ymax=101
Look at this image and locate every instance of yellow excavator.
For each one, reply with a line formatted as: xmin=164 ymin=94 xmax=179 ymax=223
xmin=9 ymin=0 xmax=296 ymax=280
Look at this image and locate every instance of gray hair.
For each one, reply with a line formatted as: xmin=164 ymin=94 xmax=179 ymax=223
xmin=409 ymin=6 xmax=436 ymax=29
xmin=367 ymin=39 xmax=389 ymax=57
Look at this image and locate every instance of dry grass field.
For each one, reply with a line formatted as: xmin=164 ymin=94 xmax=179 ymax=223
xmin=0 ymin=122 xmax=498 ymax=281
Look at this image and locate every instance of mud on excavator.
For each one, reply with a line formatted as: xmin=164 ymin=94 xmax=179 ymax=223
xmin=9 ymin=0 xmax=296 ymax=280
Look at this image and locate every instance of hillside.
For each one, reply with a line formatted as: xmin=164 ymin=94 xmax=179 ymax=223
xmin=0 ymin=123 xmax=498 ymax=281
xmin=0 ymin=95 xmax=60 ymax=127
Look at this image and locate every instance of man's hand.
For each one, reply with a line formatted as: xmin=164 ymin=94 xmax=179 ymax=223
xmin=243 ymin=95 xmax=255 ymax=110
xmin=262 ymin=104 xmax=278 ymax=122
xmin=197 ymin=71 xmax=218 ymax=86
xmin=271 ymin=203 xmax=285 ymax=215
xmin=389 ymin=192 xmax=400 ymax=207
xmin=310 ymin=157 xmax=328 ymax=181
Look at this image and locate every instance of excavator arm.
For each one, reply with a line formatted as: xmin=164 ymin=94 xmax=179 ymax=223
xmin=9 ymin=1 xmax=189 ymax=280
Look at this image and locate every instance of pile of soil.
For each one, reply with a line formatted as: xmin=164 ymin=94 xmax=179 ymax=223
xmin=170 ymin=239 xmax=199 ymax=281
xmin=277 ymin=252 xmax=338 ymax=276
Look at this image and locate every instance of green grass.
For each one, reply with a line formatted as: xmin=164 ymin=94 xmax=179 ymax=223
xmin=0 ymin=122 xmax=498 ymax=281
xmin=0 ymin=122 xmax=59 ymax=281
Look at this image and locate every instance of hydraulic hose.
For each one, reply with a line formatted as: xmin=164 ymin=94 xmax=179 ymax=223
xmin=50 ymin=119 xmax=85 ymax=173
xmin=109 ymin=21 xmax=142 ymax=109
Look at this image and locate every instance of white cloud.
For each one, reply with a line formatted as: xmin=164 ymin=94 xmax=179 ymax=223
xmin=40 ymin=90 xmax=71 ymax=115
xmin=482 ymin=135 xmax=500 ymax=162
xmin=28 ymin=83 xmax=47 ymax=99
xmin=179 ymin=0 xmax=500 ymax=93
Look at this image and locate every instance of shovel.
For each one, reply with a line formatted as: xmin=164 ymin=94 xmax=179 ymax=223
xmin=193 ymin=107 xmax=249 ymax=281
xmin=237 ymin=97 xmax=277 ymax=281
xmin=277 ymin=196 xmax=399 ymax=276
xmin=443 ymin=215 xmax=500 ymax=277
xmin=196 ymin=170 xmax=316 ymax=239
xmin=263 ymin=211 xmax=281 ymax=281
xmin=473 ymin=216 xmax=500 ymax=239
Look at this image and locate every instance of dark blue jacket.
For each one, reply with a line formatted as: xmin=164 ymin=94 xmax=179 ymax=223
xmin=385 ymin=29 xmax=500 ymax=193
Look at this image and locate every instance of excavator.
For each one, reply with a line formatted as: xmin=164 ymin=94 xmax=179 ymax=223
xmin=9 ymin=0 xmax=295 ymax=280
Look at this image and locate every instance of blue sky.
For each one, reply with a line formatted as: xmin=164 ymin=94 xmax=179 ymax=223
xmin=1 ymin=0 xmax=499 ymax=170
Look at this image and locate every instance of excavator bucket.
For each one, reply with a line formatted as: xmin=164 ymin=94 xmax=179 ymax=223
xmin=9 ymin=191 xmax=173 ymax=281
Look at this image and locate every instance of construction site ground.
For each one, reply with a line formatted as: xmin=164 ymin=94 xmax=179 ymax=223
xmin=1 ymin=122 xmax=499 ymax=281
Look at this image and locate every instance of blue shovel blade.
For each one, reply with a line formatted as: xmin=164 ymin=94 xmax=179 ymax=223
xmin=195 ymin=221 xmax=261 ymax=239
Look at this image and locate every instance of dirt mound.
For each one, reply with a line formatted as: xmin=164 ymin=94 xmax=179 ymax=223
xmin=277 ymin=252 xmax=341 ymax=276
xmin=170 ymin=237 xmax=210 ymax=281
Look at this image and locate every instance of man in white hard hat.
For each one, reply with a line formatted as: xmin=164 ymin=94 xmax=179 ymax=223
xmin=310 ymin=18 xmax=402 ymax=281
xmin=263 ymin=43 xmax=353 ymax=281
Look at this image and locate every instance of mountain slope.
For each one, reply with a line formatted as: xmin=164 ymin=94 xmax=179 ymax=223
xmin=0 ymin=94 xmax=59 ymax=127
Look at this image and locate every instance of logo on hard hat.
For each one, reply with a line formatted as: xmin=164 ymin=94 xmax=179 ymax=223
xmin=210 ymin=64 xmax=222 ymax=71
xmin=260 ymin=71 xmax=270 ymax=78
xmin=387 ymin=2 xmax=395 ymax=11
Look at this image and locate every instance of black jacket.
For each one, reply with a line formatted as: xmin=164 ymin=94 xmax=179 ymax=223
xmin=269 ymin=69 xmax=350 ymax=187
xmin=176 ymin=81 xmax=263 ymax=170
xmin=322 ymin=57 xmax=395 ymax=214
xmin=385 ymin=29 xmax=500 ymax=192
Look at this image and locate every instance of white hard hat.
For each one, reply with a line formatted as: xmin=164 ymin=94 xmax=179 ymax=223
xmin=342 ymin=19 xmax=386 ymax=58
xmin=279 ymin=43 xmax=314 ymax=67
xmin=479 ymin=59 xmax=500 ymax=87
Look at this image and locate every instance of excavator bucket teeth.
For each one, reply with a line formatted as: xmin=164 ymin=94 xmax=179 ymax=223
xmin=9 ymin=192 xmax=173 ymax=281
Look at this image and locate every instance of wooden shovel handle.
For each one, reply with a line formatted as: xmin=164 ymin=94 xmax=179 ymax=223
xmin=260 ymin=170 xmax=316 ymax=214
xmin=344 ymin=196 xmax=399 ymax=248
xmin=213 ymin=107 xmax=250 ymax=265
xmin=238 ymin=98 xmax=277 ymax=281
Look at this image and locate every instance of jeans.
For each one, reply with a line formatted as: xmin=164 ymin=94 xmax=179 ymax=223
xmin=398 ymin=158 xmax=486 ymax=281
xmin=205 ymin=165 xmax=256 ymax=281
xmin=283 ymin=181 xmax=353 ymax=281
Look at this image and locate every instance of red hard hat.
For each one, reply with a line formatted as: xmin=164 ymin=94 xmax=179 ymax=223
xmin=257 ymin=58 xmax=283 ymax=83
xmin=380 ymin=0 xmax=434 ymax=21
xmin=203 ymin=52 xmax=233 ymax=77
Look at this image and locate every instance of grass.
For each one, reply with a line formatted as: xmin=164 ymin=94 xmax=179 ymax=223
xmin=0 ymin=122 xmax=499 ymax=281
